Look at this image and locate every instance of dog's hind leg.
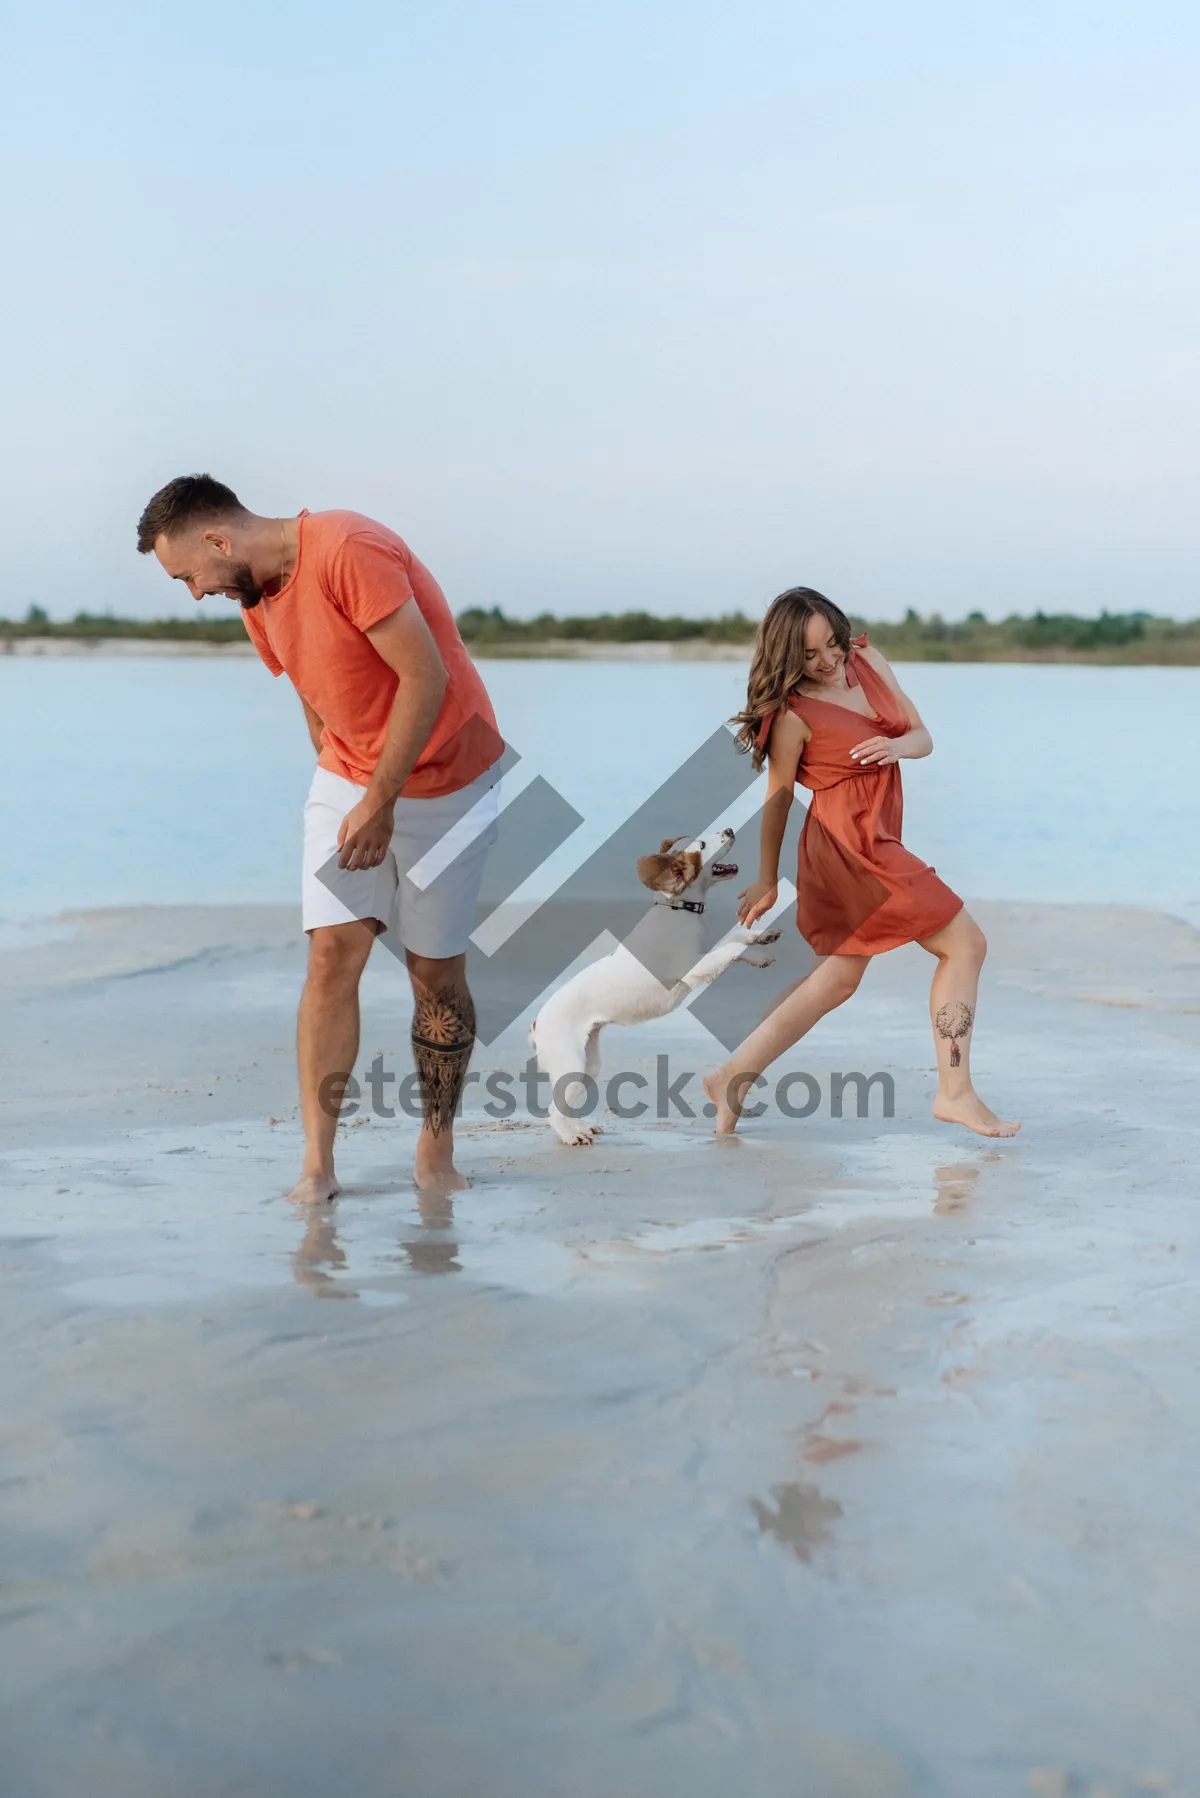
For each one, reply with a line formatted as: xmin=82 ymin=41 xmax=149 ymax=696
xmin=534 ymin=1003 xmax=604 ymax=1146
xmin=581 ymin=1026 xmax=605 ymax=1136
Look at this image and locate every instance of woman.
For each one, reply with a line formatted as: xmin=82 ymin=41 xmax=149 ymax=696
xmin=703 ymin=587 xmax=1019 ymax=1138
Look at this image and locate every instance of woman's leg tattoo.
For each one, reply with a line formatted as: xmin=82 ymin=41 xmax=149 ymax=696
xmin=935 ymin=999 xmax=974 ymax=1068
xmin=411 ymin=982 xmax=477 ymax=1136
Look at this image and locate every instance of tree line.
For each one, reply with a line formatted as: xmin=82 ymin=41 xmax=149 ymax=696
xmin=4 ymin=601 xmax=1200 ymax=661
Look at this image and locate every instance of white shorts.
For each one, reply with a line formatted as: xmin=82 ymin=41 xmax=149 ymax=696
xmin=301 ymin=764 xmax=500 ymax=957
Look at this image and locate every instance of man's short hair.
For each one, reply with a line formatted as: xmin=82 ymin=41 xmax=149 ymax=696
xmin=136 ymin=474 xmax=246 ymax=554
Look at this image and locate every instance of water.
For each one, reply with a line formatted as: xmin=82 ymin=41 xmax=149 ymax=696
xmin=2 ymin=657 xmax=1198 ymax=925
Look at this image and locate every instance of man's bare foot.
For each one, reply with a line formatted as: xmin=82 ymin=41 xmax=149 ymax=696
xmin=703 ymin=1069 xmax=743 ymax=1137
xmin=414 ymin=1131 xmax=469 ymax=1194
xmin=933 ymin=1093 xmax=1021 ymax=1138
xmin=288 ymin=1170 xmax=341 ymax=1206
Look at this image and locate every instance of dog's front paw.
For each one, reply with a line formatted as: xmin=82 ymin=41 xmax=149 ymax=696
xmin=751 ymin=928 xmax=781 ymax=944
xmin=552 ymin=1119 xmax=603 ymax=1147
xmin=742 ymin=954 xmax=776 ymax=968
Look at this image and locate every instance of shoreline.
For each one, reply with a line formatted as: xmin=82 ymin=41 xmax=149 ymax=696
xmin=4 ymin=633 xmax=1200 ymax=665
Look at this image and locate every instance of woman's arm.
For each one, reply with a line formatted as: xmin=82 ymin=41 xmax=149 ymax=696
xmin=738 ymin=709 xmax=808 ymax=924
xmin=850 ymin=645 xmax=932 ymax=765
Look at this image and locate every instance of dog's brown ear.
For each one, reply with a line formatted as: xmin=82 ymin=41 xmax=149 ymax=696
xmin=638 ymin=849 xmax=702 ymax=895
xmin=637 ymin=853 xmax=671 ymax=892
xmin=671 ymin=850 xmax=702 ymax=892
xmin=659 ymin=837 xmax=679 ymax=853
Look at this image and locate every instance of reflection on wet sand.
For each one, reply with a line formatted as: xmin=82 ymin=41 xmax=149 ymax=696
xmin=292 ymin=1213 xmax=359 ymax=1300
xmin=401 ymin=1192 xmax=461 ymax=1276
xmin=750 ymin=1481 xmax=843 ymax=1561
xmin=291 ymin=1193 xmax=463 ymax=1296
xmin=932 ymin=1161 xmax=981 ymax=1215
xmin=931 ymin=1150 xmax=1003 ymax=1215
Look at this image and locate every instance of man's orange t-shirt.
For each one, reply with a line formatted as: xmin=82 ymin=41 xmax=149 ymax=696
xmin=241 ymin=510 xmax=503 ymax=798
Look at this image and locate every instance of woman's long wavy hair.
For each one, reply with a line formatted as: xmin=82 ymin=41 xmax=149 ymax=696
xmin=731 ymin=586 xmax=854 ymax=771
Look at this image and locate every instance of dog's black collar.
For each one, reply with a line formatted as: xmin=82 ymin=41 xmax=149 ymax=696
xmin=666 ymin=898 xmax=705 ymax=914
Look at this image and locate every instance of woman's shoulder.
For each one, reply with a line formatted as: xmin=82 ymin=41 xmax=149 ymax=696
xmin=778 ymin=683 xmax=813 ymax=716
xmin=856 ymin=639 xmax=902 ymax=688
xmin=759 ymin=695 xmax=810 ymax=748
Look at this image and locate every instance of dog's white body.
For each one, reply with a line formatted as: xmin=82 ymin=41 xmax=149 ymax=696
xmin=530 ymin=829 xmax=779 ymax=1145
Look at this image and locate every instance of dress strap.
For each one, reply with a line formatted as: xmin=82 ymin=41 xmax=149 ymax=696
xmin=843 ymin=632 xmax=869 ymax=689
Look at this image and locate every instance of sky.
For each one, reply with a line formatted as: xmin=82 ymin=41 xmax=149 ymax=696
xmin=2 ymin=0 xmax=1199 ymax=623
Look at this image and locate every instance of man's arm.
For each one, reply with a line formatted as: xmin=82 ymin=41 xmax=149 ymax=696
xmin=361 ymin=604 xmax=448 ymax=806
xmin=336 ymin=603 xmax=449 ymax=871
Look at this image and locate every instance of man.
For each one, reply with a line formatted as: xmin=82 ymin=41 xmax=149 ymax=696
xmin=137 ymin=474 xmax=504 ymax=1202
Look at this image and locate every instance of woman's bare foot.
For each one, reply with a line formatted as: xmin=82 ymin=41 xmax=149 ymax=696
xmin=703 ymin=1069 xmax=745 ymax=1136
xmin=288 ymin=1170 xmax=341 ymax=1206
xmin=933 ymin=1092 xmax=1021 ymax=1138
xmin=414 ymin=1130 xmax=469 ymax=1193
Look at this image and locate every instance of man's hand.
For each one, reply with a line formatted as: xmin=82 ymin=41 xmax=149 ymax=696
xmin=337 ymin=796 xmax=395 ymax=870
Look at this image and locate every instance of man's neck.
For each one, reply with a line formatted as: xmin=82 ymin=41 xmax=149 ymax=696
xmin=276 ymin=515 xmax=299 ymax=586
xmin=249 ymin=514 xmax=298 ymax=595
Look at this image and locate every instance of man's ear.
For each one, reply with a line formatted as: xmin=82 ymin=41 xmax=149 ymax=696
xmin=201 ymin=527 xmax=233 ymax=558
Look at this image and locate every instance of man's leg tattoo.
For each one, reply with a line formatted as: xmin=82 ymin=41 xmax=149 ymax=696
xmin=412 ymin=982 xmax=477 ymax=1135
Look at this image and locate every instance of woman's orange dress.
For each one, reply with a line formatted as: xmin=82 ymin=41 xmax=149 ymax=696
xmin=758 ymin=635 xmax=962 ymax=957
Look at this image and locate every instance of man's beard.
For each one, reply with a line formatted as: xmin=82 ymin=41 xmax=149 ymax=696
xmin=227 ymin=560 xmax=264 ymax=609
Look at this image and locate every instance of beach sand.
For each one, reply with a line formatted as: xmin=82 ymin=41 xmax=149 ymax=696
xmin=2 ymin=901 xmax=1198 ymax=1795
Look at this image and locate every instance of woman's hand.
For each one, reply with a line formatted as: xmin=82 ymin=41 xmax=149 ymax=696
xmin=737 ymin=879 xmax=779 ymax=926
xmin=849 ymin=734 xmax=903 ymax=766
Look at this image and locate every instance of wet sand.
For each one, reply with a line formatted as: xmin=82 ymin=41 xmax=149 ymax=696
xmin=1 ymin=901 xmax=1198 ymax=1795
